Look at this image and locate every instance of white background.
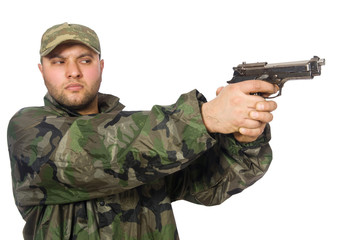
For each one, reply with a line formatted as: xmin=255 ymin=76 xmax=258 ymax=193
xmin=1 ymin=0 xmax=361 ymax=239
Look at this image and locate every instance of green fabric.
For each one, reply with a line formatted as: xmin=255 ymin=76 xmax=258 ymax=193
xmin=8 ymin=90 xmax=272 ymax=239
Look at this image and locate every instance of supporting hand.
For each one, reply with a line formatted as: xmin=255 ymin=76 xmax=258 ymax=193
xmin=201 ymin=80 xmax=278 ymax=143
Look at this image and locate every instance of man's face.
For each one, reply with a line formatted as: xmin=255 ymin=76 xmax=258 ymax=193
xmin=38 ymin=43 xmax=104 ymax=115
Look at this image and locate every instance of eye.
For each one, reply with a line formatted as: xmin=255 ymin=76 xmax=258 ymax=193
xmin=80 ymin=58 xmax=92 ymax=64
xmin=51 ymin=58 xmax=65 ymax=64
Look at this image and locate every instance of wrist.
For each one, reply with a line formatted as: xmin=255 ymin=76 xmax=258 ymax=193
xmin=201 ymin=102 xmax=217 ymax=133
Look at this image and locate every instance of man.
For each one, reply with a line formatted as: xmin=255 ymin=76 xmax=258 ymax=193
xmin=8 ymin=23 xmax=277 ymax=239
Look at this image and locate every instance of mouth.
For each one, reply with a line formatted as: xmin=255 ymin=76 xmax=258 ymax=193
xmin=65 ymin=83 xmax=84 ymax=92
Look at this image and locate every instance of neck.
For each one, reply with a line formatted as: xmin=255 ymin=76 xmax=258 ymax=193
xmin=77 ymin=95 xmax=99 ymax=115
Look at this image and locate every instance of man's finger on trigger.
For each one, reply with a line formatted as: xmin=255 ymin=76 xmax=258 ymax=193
xmin=236 ymin=80 xmax=277 ymax=95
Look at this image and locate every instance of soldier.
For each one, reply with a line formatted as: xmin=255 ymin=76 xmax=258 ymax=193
xmin=8 ymin=22 xmax=277 ymax=239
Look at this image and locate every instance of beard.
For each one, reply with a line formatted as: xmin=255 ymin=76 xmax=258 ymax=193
xmin=55 ymin=90 xmax=98 ymax=111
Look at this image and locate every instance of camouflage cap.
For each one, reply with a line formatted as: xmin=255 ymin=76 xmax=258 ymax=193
xmin=40 ymin=22 xmax=101 ymax=57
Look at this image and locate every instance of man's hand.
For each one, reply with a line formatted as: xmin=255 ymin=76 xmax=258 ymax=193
xmin=201 ymin=80 xmax=278 ymax=143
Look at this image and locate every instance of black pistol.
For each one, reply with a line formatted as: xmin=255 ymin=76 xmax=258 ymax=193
xmin=227 ymin=56 xmax=325 ymax=98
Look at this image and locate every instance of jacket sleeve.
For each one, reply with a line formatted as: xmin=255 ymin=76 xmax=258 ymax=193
xmin=7 ymin=90 xmax=217 ymax=208
xmin=166 ymin=124 xmax=272 ymax=206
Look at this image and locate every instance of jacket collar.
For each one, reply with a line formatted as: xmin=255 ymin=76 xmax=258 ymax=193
xmin=44 ymin=92 xmax=125 ymax=116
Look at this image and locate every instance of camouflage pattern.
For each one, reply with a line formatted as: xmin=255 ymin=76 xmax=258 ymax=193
xmin=40 ymin=22 xmax=101 ymax=57
xmin=8 ymin=90 xmax=273 ymax=240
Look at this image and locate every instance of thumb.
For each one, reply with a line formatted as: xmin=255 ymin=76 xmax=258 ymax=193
xmin=216 ymin=86 xmax=224 ymax=96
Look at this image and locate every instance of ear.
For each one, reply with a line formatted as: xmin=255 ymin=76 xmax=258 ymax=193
xmin=38 ymin=63 xmax=44 ymax=76
xmin=100 ymin=59 xmax=104 ymax=73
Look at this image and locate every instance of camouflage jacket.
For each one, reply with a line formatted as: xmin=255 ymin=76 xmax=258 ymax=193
xmin=8 ymin=90 xmax=272 ymax=240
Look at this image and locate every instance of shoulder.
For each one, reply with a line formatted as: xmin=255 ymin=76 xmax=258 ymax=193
xmin=7 ymin=106 xmax=61 ymax=134
xmin=10 ymin=105 xmax=58 ymax=121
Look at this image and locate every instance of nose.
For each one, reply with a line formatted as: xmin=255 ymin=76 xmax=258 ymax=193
xmin=66 ymin=61 xmax=82 ymax=79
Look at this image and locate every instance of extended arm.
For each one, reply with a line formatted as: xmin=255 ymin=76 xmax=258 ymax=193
xmin=167 ymin=81 xmax=276 ymax=205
